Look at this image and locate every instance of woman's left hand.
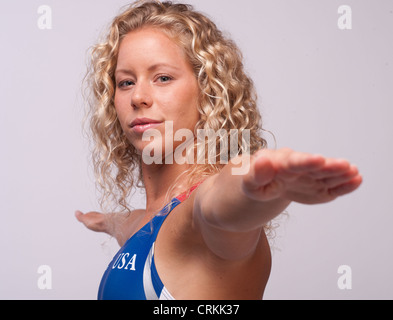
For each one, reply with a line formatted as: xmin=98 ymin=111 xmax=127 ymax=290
xmin=242 ymin=148 xmax=362 ymax=205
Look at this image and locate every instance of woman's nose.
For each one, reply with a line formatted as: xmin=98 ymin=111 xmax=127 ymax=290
xmin=130 ymin=81 xmax=153 ymax=109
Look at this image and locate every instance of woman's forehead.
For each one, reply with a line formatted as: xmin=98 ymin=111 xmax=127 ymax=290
xmin=116 ymin=28 xmax=192 ymax=72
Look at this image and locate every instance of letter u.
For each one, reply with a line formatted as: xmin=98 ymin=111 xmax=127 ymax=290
xmin=112 ymin=253 xmax=124 ymax=269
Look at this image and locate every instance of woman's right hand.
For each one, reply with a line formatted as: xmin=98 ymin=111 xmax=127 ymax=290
xmin=75 ymin=210 xmax=110 ymax=234
xmin=75 ymin=210 xmax=139 ymax=246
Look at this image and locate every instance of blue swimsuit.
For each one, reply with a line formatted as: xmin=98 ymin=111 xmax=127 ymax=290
xmin=98 ymin=185 xmax=199 ymax=300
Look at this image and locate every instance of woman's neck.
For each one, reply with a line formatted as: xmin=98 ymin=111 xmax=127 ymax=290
xmin=141 ymin=161 xmax=192 ymax=215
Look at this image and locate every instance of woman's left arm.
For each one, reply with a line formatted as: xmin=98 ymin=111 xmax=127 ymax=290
xmin=193 ymin=148 xmax=362 ymax=260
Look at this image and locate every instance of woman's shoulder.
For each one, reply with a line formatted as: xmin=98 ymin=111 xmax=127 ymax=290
xmin=114 ymin=209 xmax=147 ymax=246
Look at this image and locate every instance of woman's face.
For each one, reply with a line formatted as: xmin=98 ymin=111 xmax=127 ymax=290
xmin=114 ymin=27 xmax=200 ymax=161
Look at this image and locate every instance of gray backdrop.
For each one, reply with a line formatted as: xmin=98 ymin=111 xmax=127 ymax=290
xmin=1 ymin=0 xmax=392 ymax=299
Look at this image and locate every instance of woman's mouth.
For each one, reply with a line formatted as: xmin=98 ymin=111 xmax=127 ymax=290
xmin=130 ymin=118 xmax=163 ymax=133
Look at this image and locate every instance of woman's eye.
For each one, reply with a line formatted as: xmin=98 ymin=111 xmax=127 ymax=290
xmin=157 ymin=76 xmax=172 ymax=83
xmin=118 ymin=80 xmax=134 ymax=88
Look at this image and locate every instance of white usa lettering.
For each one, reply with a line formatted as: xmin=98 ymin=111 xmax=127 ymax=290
xmin=112 ymin=253 xmax=137 ymax=271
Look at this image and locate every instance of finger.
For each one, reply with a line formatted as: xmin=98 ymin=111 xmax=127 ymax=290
xmin=328 ymin=174 xmax=363 ymax=198
xmin=75 ymin=210 xmax=107 ymax=232
xmin=75 ymin=210 xmax=93 ymax=227
xmin=285 ymin=152 xmax=326 ymax=173
xmin=307 ymin=158 xmax=351 ymax=179
xmin=318 ymin=165 xmax=359 ymax=189
xmin=75 ymin=210 xmax=84 ymax=222
xmin=288 ymin=165 xmax=360 ymax=197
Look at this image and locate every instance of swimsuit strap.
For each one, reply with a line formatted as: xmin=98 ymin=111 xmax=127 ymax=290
xmin=175 ymin=180 xmax=205 ymax=203
xmin=154 ymin=180 xmax=204 ymax=220
xmin=150 ymin=180 xmax=205 ymax=238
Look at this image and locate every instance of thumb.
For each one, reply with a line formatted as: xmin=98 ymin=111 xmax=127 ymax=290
xmin=242 ymin=155 xmax=286 ymax=201
xmin=243 ymin=155 xmax=276 ymax=191
xmin=75 ymin=210 xmax=85 ymax=223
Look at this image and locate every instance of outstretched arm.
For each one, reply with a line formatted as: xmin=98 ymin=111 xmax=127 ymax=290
xmin=193 ymin=148 xmax=362 ymax=259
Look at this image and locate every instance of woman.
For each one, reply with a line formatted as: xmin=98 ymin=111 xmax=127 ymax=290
xmin=75 ymin=1 xmax=362 ymax=300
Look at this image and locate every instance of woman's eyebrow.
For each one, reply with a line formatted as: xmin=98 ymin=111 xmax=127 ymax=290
xmin=147 ymin=63 xmax=181 ymax=72
xmin=115 ymin=63 xmax=181 ymax=76
xmin=115 ymin=69 xmax=135 ymax=77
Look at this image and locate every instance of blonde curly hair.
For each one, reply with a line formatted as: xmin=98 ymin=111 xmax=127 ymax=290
xmin=84 ymin=0 xmax=267 ymax=215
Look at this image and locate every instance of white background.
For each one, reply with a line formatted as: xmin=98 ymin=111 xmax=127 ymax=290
xmin=1 ymin=0 xmax=392 ymax=299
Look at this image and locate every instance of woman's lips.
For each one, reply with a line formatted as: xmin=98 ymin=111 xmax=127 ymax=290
xmin=131 ymin=121 xmax=163 ymax=133
xmin=130 ymin=117 xmax=163 ymax=133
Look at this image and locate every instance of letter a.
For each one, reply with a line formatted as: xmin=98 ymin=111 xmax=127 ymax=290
xmin=37 ymin=5 xmax=52 ymax=30
xmin=142 ymin=129 xmax=163 ymax=165
xmin=37 ymin=265 xmax=52 ymax=290
xmin=125 ymin=254 xmax=137 ymax=271
xmin=337 ymin=5 xmax=352 ymax=30
xmin=337 ymin=265 xmax=352 ymax=290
